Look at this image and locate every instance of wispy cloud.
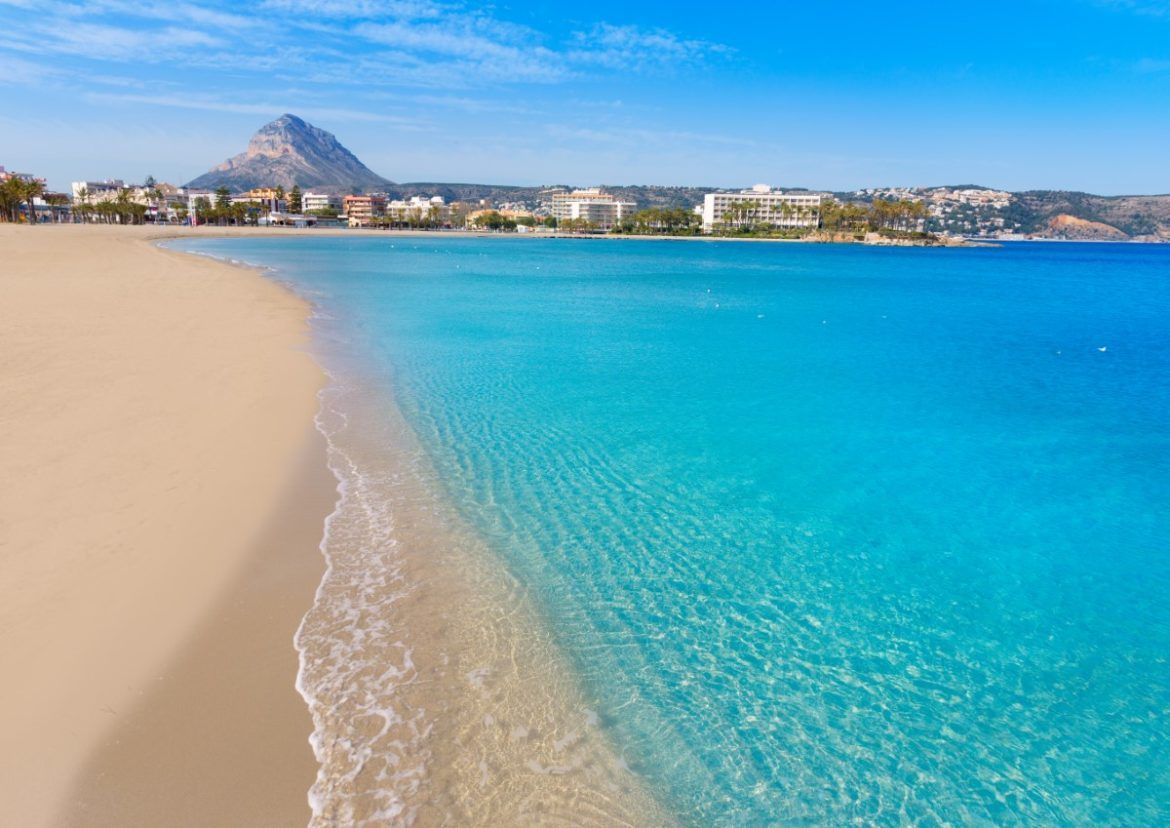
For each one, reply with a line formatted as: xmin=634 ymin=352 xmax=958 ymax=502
xmin=354 ymin=18 xmax=566 ymax=82
xmin=84 ymin=90 xmax=431 ymax=127
xmin=0 ymin=0 xmax=729 ymax=91
xmin=544 ymin=123 xmax=766 ymax=151
xmin=0 ymin=53 xmax=59 ymax=84
xmin=568 ymin=24 xmax=731 ymax=71
xmin=60 ymin=0 xmax=261 ymax=30
xmin=0 ymin=21 xmax=221 ymax=61
xmin=259 ymin=0 xmax=446 ymax=19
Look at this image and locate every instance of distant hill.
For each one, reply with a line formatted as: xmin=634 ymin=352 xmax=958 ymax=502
xmin=181 ymin=118 xmax=1170 ymax=239
xmin=843 ymin=185 xmax=1170 ymax=240
xmin=390 ymin=182 xmax=550 ymax=204
xmin=389 ymin=182 xmax=719 ymax=210
xmin=185 ymin=114 xmax=393 ymax=193
xmin=1010 ymin=191 xmax=1170 ymax=240
xmin=391 ymin=183 xmax=1170 ymax=239
xmin=1045 ymin=213 xmax=1129 ymax=240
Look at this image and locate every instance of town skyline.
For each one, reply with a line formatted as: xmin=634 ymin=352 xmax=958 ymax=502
xmin=7 ymin=109 xmax=1166 ymax=242
xmin=2 ymin=0 xmax=1170 ymax=195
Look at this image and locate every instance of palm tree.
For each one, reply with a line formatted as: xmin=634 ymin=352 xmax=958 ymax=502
xmin=779 ymin=201 xmax=794 ymax=227
xmin=0 ymin=177 xmax=21 ymax=222
xmin=114 ymin=188 xmax=133 ymax=224
xmin=18 ymin=178 xmax=45 ymax=224
xmin=74 ymin=186 xmax=89 ymax=223
xmin=44 ymin=193 xmax=69 ymax=223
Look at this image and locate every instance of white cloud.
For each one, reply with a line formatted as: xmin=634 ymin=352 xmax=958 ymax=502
xmin=0 ymin=53 xmax=59 ymax=84
xmin=83 ymin=90 xmax=432 ymax=128
xmin=353 ymin=18 xmax=566 ymax=82
xmin=570 ymin=23 xmax=729 ymax=70
xmin=0 ymin=0 xmax=731 ymax=92
xmin=260 ymin=0 xmax=445 ymax=19
xmin=73 ymin=1 xmax=260 ymax=30
xmin=544 ymin=123 xmax=765 ymax=151
xmin=0 ymin=21 xmax=221 ymax=61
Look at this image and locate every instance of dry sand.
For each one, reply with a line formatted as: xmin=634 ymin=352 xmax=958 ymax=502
xmin=0 ymin=224 xmax=330 ymax=825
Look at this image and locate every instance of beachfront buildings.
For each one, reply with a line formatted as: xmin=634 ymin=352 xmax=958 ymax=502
xmin=71 ymin=179 xmax=126 ymax=202
xmin=2 ymin=166 xmax=45 ymax=187
xmin=385 ymin=195 xmax=450 ymax=225
xmin=551 ymin=189 xmax=636 ymax=231
xmin=230 ymin=187 xmax=286 ymax=213
xmin=3 ymin=166 xmax=64 ymax=222
xmin=343 ymin=194 xmax=387 ymax=226
xmin=700 ymin=186 xmax=824 ymax=232
xmin=69 ymin=179 xmax=189 ymax=222
xmin=302 ymin=191 xmax=341 ymax=214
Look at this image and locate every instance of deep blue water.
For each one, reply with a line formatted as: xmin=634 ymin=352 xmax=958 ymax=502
xmin=175 ymin=237 xmax=1169 ymax=824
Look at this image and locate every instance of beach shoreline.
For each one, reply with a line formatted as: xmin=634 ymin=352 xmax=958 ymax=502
xmin=0 ymin=224 xmax=330 ymax=825
xmin=144 ymin=223 xmax=978 ymax=245
xmin=175 ymin=232 xmax=677 ymax=825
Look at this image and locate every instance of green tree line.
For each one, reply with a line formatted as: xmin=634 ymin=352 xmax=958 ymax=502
xmin=0 ymin=175 xmax=45 ymax=223
xmin=613 ymin=207 xmax=701 ymax=235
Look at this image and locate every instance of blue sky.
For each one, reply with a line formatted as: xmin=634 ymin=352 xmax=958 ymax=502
xmin=1 ymin=0 xmax=1168 ymax=193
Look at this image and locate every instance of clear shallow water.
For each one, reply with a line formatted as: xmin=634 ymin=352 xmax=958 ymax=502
xmin=175 ymin=237 xmax=1169 ymax=824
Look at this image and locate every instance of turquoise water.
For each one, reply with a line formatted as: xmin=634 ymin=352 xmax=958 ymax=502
xmin=176 ymin=237 xmax=1169 ymax=824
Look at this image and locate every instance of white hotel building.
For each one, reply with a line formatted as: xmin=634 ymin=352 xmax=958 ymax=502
xmin=551 ymin=189 xmax=637 ymax=231
xmin=71 ymin=179 xmax=126 ymax=202
xmin=701 ymin=185 xmax=825 ymax=232
xmin=302 ymin=191 xmax=342 ymax=213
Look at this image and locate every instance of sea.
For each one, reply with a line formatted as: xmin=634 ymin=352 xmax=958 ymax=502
xmin=168 ymin=236 xmax=1170 ymax=825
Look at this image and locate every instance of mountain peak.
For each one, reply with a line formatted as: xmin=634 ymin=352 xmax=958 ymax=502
xmin=266 ymin=113 xmax=307 ymax=130
xmin=185 ymin=114 xmax=393 ymax=193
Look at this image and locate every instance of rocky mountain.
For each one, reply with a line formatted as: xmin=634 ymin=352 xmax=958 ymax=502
xmin=185 ymin=114 xmax=393 ymax=193
xmin=182 ymin=118 xmax=1170 ymax=240
xmin=846 ymin=184 xmax=1170 ymax=240
xmin=1046 ymin=213 xmax=1129 ymax=241
xmin=1011 ymin=191 xmax=1170 ymax=240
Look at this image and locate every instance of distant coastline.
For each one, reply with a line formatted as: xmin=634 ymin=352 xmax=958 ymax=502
xmin=9 ymin=115 xmax=1169 ymax=244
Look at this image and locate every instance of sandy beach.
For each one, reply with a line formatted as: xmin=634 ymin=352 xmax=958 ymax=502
xmin=0 ymin=225 xmax=330 ymax=825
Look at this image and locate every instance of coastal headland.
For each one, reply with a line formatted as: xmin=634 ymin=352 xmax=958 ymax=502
xmin=0 ymin=225 xmax=330 ymax=825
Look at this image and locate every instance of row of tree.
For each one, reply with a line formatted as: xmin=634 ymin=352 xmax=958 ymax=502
xmin=72 ymin=187 xmax=150 ymax=224
xmin=707 ymin=198 xmax=930 ymax=237
xmin=819 ymin=198 xmax=930 ymax=233
xmin=189 ymin=192 xmax=268 ymax=226
xmin=714 ymin=199 xmax=821 ymax=233
xmin=614 ymin=207 xmax=701 ymax=235
xmin=0 ymin=175 xmax=46 ymax=222
xmin=471 ymin=212 xmax=548 ymax=231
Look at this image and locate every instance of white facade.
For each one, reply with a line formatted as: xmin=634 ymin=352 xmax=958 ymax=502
xmin=386 ymin=195 xmax=450 ymax=223
xmin=701 ymin=186 xmax=824 ymax=232
xmin=262 ymin=212 xmax=318 ymax=228
xmin=231 ymin=193 xmax=285 ymax=213
xmin=185 ymin=189 xmax=216 ymax=211
xmin=71 ymin=180 xmax=126 ymax=202
xmin=302 ymin=192 xmax=341 ymax=213
xmin=551 ymin=189 xmax=636 ymax=231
